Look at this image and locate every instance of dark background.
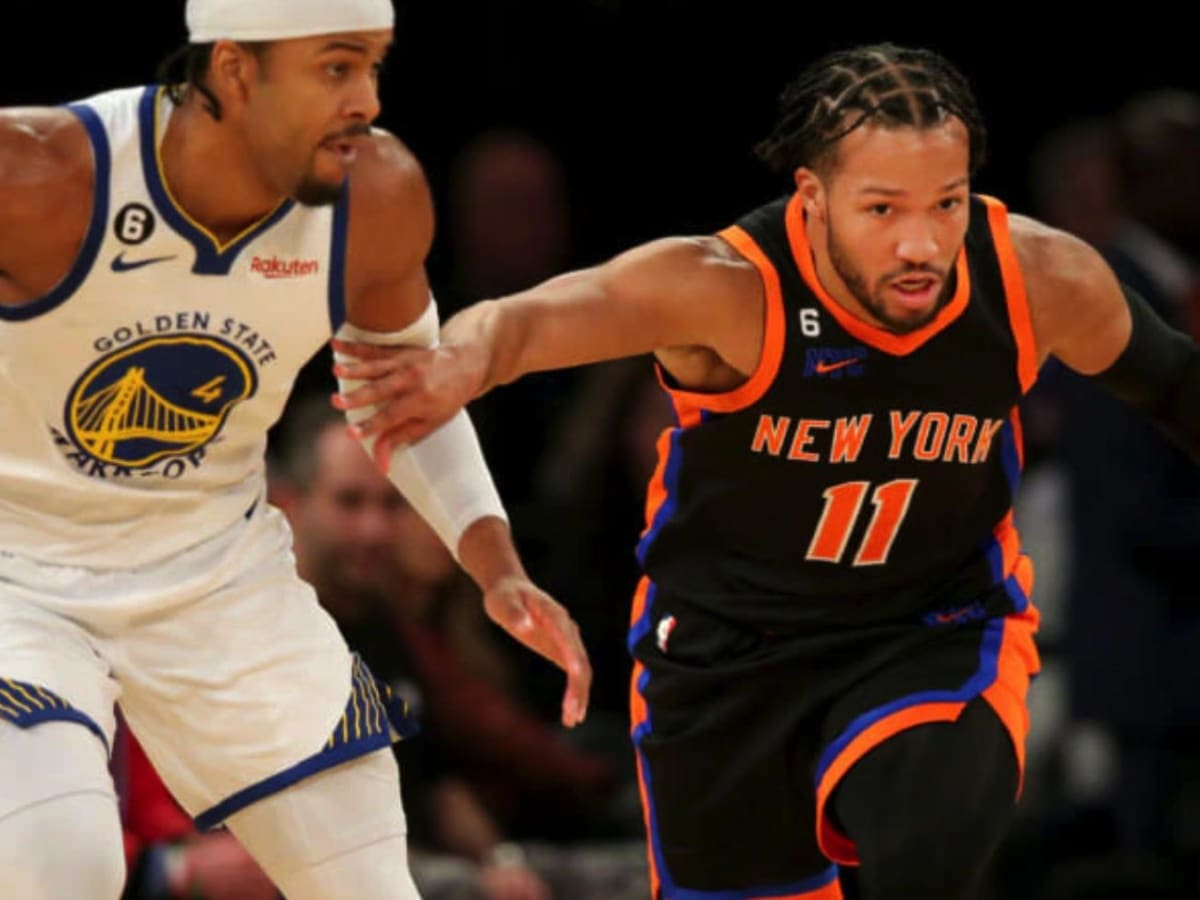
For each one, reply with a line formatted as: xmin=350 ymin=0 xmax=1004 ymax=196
xmin=5 ymin=7 xmax=1200 ymax=896
xmin=3 ymin=3 xmax=1195 ymax=263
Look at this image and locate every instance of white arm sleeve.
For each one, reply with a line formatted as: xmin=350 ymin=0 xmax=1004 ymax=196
xmin=333 ymin=299 xmax=507 ymax=560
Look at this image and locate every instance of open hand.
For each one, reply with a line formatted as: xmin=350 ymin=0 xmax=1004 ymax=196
xmin=481 ymin=575 xmax=591 ymax=728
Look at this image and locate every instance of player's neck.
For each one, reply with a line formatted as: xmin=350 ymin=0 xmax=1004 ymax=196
xmin=159 ymin=101 xmax=288 ymax=245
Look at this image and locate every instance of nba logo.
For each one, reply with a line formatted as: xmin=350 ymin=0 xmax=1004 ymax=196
xmin=656 ymin=615 xmax=677 ymax=653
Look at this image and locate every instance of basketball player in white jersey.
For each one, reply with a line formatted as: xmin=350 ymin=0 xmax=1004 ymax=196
xmin=0 ymin=1 xmax=590 ymax=898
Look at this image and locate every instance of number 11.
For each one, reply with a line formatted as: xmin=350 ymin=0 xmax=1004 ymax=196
xmin=806 ymin=479 xmax=918 ymax=566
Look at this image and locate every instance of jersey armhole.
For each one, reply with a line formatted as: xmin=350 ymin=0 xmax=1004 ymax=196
xmin=652 ymin=225 xmax=786 ymax=421
xmin=0 ymin=104 xmax=111 ymax=322
xmin=979 ymin=195 xmax=1038 ymax=393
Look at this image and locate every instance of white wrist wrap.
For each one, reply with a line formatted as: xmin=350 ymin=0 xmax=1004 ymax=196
xmin=334 ymin=300 xmax=506 ymax=559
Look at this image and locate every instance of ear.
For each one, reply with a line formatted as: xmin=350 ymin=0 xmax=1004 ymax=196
xmin=208 ymin=40 xmax=260 ymax=113
xmin=793 ymin=167 xmax=826 ymax=222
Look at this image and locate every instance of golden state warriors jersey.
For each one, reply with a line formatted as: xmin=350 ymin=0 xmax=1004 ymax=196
xmin=0 ymin=87 xmax=350 ymax=568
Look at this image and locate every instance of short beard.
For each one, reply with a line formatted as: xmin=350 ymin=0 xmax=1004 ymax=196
xmin=293 ymin=175 xmax=347 ymax=208
xmin=827 ymin=215 xmax=955 ymax=334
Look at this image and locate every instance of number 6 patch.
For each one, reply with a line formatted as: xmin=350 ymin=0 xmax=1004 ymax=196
xmin=114 ymin=202 xmax=156 ymax=246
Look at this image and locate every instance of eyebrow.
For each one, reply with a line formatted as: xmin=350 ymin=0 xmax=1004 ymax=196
xmin=859 ymin=177 xmax=969 ymax=197
xmin=318 ymin=40 xmax=393 ymax=56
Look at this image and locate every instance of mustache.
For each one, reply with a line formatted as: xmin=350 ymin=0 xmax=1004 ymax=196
xmin=323 ymin=123 xmax=373 ymax=143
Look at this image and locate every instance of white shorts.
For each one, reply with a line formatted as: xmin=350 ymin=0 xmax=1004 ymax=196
xmin=0 ymin=503 xmax=414 ymax=829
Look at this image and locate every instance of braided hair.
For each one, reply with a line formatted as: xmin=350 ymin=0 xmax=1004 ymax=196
xmin=756 ymin=43 xmax=986 ymax=177
xmin=156 ymin=42 xmax=270 ymax=122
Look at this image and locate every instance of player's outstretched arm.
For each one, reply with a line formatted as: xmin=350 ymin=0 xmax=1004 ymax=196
xmin=332 ymin=234 xmax=761 ymax=452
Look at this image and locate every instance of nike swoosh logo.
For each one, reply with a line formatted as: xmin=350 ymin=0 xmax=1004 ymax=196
xmin=111 ymin=252 xmax=176 ymax=273
xmin=814 ymin=357 xmax=863 ymax=375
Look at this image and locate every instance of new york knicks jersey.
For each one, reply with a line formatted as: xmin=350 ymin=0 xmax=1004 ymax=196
xmin=0 ymin=86 xmax=349 ymax=569
xmin=636 ymin=193 xmax=1038 ymax=629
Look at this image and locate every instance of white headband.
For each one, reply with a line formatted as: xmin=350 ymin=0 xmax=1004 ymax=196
xmin=187 ymin=0 xmax=393 ymax=43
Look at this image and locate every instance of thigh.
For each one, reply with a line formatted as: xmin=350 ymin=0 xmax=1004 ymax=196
xmin=832 ymin=699 xmax=1018 ymax=900
xmin=0 ymin=718 xmax=116 ymax=817
xmin=0 ymin=720 xmax=125 ymax=900
xmin=812 ymin=611 xmax=1038 ymax=867
xmin=633 ymin=660 xmax=840 ymax=899
xmin=226 ymin=747 xmax=419 ymax=900
xmin=113 ymin=538 xmax=377 ymax=822
xmin=833 ymin=697 xmax=1018 ymax=837
xmin=0 ymin=590 xmax=120 ymax=750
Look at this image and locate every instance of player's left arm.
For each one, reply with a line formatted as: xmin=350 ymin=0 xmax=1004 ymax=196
xmin=1015 ymin=214 xmax=1200 ymax=460
xmin=341 ymin=131 xmax=590 ymax=726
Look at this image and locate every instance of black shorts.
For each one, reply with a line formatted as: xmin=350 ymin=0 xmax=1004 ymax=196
xmin=626 ymin=578 xmax=1040 ymax=899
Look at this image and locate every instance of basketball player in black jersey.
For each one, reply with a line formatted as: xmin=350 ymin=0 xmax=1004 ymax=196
xmin=334 ymin=44 xmax=1200 ymax=900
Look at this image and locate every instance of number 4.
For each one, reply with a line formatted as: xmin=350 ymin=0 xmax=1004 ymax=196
xmin=806 ymin=479 xmax=918 ymax=566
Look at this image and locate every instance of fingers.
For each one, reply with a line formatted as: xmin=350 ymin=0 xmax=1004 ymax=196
xmin=526 ymin=597 xmax=592 ymax=728
xmin=331 ymin=356 xmax=410 ymax=380
xmin=483 ymin=586 xmax=592 ymax=728
xmin=330 ymin=376 xmax=413 ymax=413
xmin=330 ymin=338 xmax=419 ymax=361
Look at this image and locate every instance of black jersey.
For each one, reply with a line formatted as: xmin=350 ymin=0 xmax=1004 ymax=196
xmin=635 ymin=193 xmax=1038 ymax=629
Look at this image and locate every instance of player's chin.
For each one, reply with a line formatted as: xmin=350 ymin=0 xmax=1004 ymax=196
xmin=877 ymin=301 xmax=938 ymax=335
xmin=292 ymin=169 xmax=348 ymax=207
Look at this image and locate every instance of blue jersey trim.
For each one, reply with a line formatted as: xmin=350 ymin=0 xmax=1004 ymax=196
xmin=137 ymin=86 xmax=295 ymax=276
xmin=813 ymin=617 xmax=1005 ymax=787
xmin=194 ymin=732 xmax=391 ymax=831
xmin=0 ymin=104 xmax=111 ymax=322
xmin=0 ymin=679 xmax=109 ymax=752
xmin=327 ymin=187 xmax=350 ymax=332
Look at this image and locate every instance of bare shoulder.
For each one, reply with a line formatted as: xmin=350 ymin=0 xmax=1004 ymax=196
xmin=0 ymin=107 xmax=94 ymax=301
xmin=606 ymin=233 xmax=761 ymax=297
xmin=612 ymin=235 xmax=764 ymax=381
xmin=0 ymin=106 xmax=91 ymax=208
xmin=342 ymin=128 xmax=436 ymax=328
xmin=1007 ymin=213 xmax=1128 ymax=372
xmin=345 ymin=128 xmax=432 ymax=272
xmin=347 ymin=129 xmax=432 ymax=230
xmin=1008 ymin=213 xmax=1112 ymax=296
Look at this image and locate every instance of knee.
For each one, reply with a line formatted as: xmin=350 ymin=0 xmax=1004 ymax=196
xmin=227 ymin=750 xmax=414 ymax=899
xmin=0 ymin=791 xmax=126 ymax=900
xmin=836 ymin=765 xmax=1013 ymax=900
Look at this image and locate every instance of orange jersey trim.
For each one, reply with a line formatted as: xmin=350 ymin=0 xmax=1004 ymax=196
xmin=982 ymin=609 xmax=1040 ymax=793
xmin=784 ymin=193 xmax=972 ymax=356
xmin=640 ymin=426 xmax=684 ymax=543
xmin=993 ymin=510 xmax=1035 ymax=600
xmin=814 ymin=612 xmax=1040 ymax=866
xmin=980 ymin=195 xmax=1039 ymax=393
xmin=629 ymin=655 xmax=661 ymax=899
xmin=653 ymin=225 xmax=786 ymax=419
xmin=1009 ymin=405 xmax=1026 ymax=471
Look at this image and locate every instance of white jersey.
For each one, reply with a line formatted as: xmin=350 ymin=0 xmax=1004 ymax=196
xmin=0 ymin=86 xmax=347 ymax=569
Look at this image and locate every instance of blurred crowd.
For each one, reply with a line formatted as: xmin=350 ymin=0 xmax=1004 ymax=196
xmin=114 ymin=90 xmax=1199 ymax=899
xmin=997 ymin=88 xmax=1200 ymax=899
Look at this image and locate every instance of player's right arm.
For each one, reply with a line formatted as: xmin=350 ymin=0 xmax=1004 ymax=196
xmin=0 ymin=108 xmax=93 ymax=307
xmin=332 ymin=234 xmax=765 ymax=450
xmin=1015 ymin=214 xmax=1200 ymax=461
